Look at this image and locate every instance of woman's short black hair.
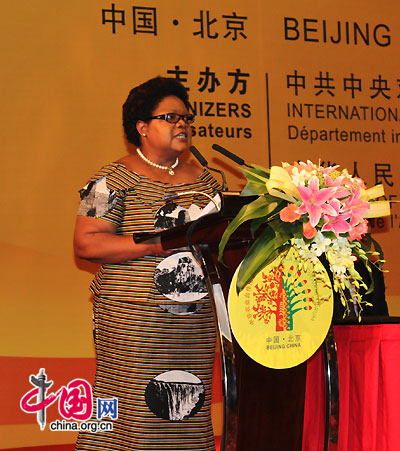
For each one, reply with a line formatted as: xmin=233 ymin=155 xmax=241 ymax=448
xmin=123 ymin=76 xmax=190 ymax=146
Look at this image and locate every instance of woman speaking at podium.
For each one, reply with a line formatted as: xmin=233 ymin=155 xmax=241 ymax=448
xmin=74 ymin=76 xmax=220 ymax=450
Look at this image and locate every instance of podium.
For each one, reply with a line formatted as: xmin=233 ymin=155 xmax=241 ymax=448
xmin=134 ymin=192 xmax=337 ymax=451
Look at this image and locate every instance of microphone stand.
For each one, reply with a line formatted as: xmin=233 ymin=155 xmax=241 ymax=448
xmin=190 ymin=145 xmax=229 ymax=191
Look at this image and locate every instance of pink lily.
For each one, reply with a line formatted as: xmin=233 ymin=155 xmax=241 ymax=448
xmin=322 ymin=214 xmax=352 ymax=236
xmin=295 ymin=160 xmax=317 ymax=172
xmin=321 ymin=198 xmax=352 ymax=236
xmin=324 ymin=174 xmax=351 ymax=199
xmin=343 ymin=188 xmax=370 ymax=224
xmin=296 ymin=176 xmax=338 ymax=227
xmin=318 ymin=164 xmax=340 ymax=175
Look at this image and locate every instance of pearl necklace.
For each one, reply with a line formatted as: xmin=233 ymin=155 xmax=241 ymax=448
xmin=136 ymin=148 xmax=179 ymax=175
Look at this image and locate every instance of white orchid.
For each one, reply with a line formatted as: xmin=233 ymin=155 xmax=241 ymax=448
xmin=310 ymin=232 xmax=332 ymax=257
xmin=294 ymin=238 xmax=319 ymax=264
xmin=326 ymin=237 xmax=357 ymax=278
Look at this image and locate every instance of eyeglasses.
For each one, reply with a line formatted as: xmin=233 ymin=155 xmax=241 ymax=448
xmin=144 ymin=113 xmax=195 ymax=124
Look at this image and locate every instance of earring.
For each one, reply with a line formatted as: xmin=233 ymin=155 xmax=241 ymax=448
xmin=142 ymin=133 xmax=147 ymax=137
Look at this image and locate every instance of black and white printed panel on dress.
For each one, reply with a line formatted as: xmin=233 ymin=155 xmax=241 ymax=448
xmin=145 ymin=370 xmax=205 ymax=421
xmin=153 ymin=202 xmax=202 ymax=232
xmin=78 ymin=177 xmax=118 ymax=218
xmin=154 ymin=252 xmax=208 ymax=315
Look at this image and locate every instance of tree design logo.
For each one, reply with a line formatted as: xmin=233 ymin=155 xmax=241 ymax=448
xmin=228 ymin=247 xmax=333 ymax=369
xmin=249 ymin=264 xmax=313 ymax=331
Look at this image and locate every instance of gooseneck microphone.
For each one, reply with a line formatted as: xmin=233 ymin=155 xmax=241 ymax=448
xmin=189 ymin=145 xmax=228 ymax=191
xmin=189 ymin=145 xmax=208 ymax=167
xmin=211 ymin=144 xmax=252 ymax=168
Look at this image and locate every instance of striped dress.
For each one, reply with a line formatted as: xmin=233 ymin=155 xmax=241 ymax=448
xmin=75 ymin=163 xmax=220 ymax=451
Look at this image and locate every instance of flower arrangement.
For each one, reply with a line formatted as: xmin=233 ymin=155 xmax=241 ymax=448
xmin=218 ymin=160 xmax=391 ymax=316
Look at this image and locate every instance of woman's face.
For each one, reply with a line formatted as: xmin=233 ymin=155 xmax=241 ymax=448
xmin=139 ymin=95 xmax=192 ymax=157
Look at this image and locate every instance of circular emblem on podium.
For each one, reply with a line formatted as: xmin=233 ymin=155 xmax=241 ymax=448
xmin=228 ymin=247 xmax=333 ymax=369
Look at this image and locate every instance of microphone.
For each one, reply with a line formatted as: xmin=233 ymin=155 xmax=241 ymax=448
xmin=190 ymin=145 xmax=228 ymax=191
xmin=190 ymin=145 xmax=208 ymax=167
xmin=211 ymin=144 xmax=252 ymax=168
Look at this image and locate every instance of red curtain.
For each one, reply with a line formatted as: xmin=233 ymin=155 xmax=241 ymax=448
xmin=303 ymin=324 xmax=400 ymax=451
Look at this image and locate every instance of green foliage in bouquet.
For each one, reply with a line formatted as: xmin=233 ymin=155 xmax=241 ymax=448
xmin=218 ymin=161 xmax=390 ymax=317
